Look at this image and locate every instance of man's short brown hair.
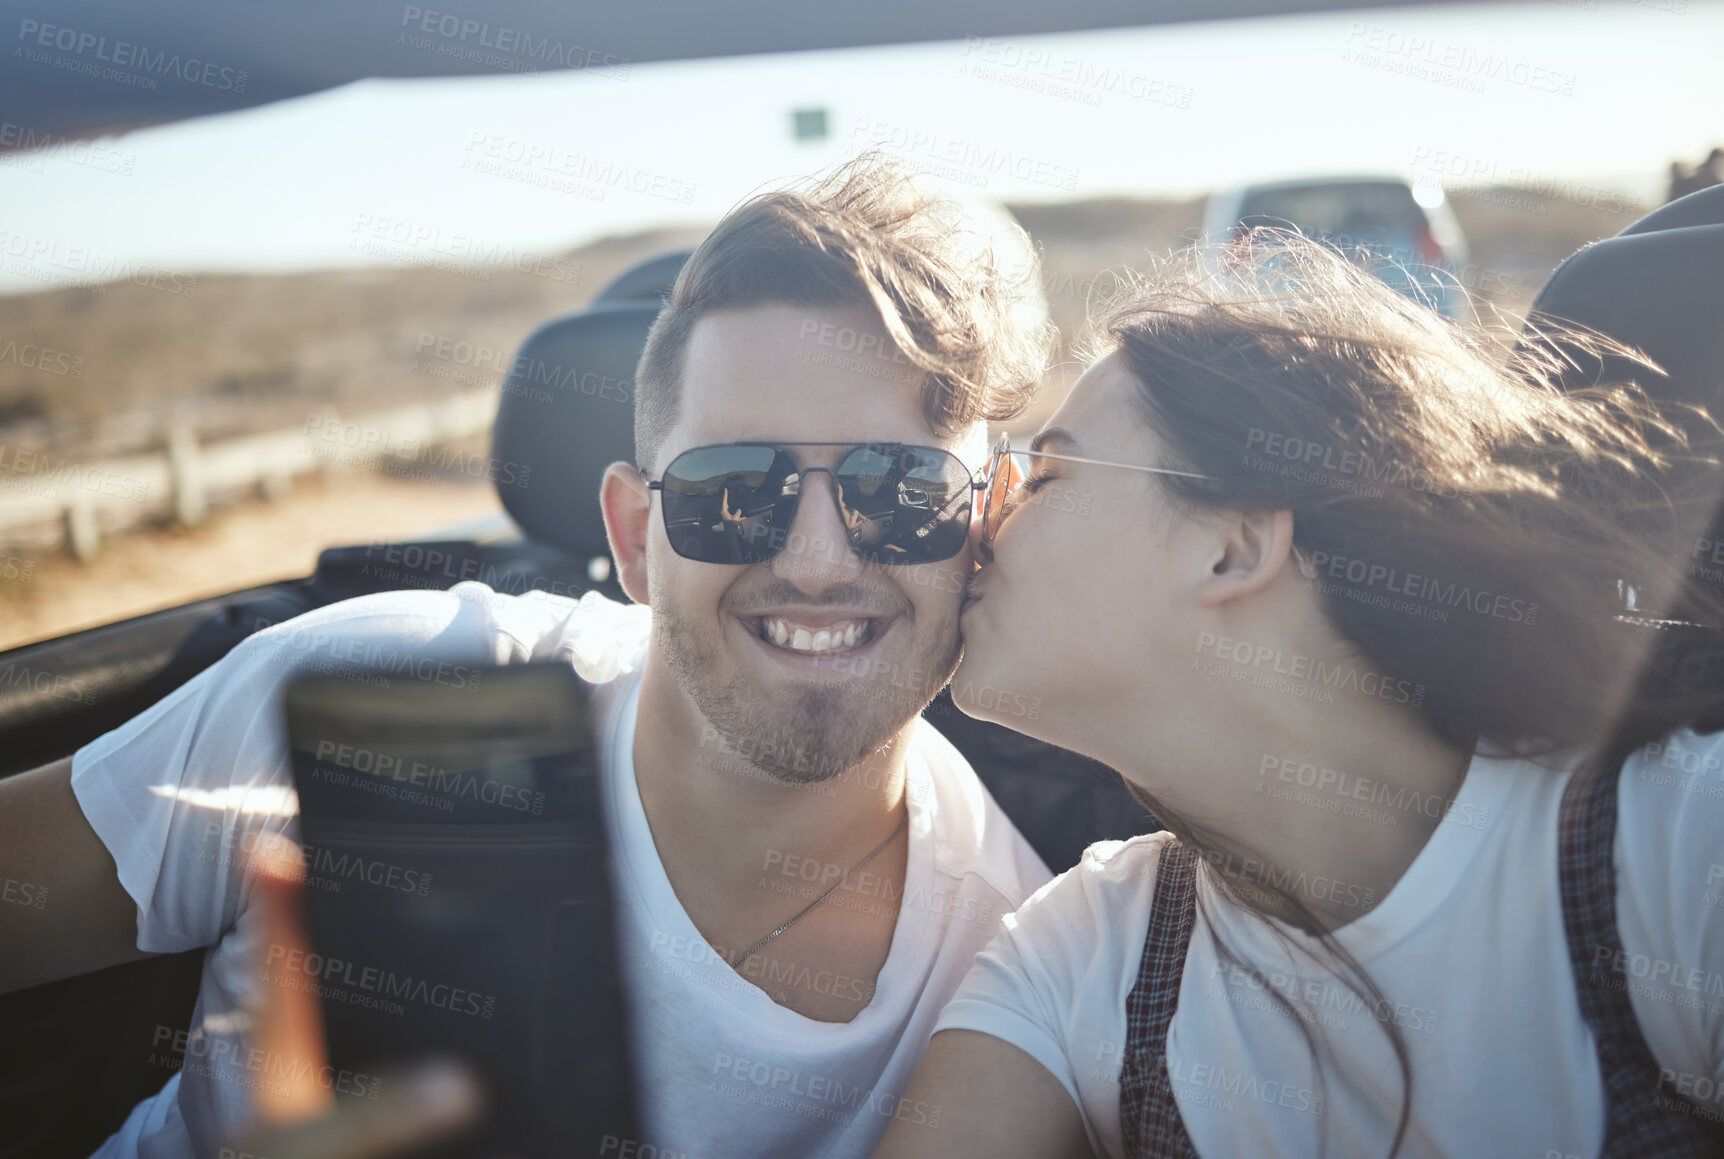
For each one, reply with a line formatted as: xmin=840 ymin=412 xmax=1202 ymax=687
xmin=634 ymin=152 xmax=1050 ymax=471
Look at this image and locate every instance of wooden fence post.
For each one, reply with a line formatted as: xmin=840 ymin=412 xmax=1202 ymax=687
xmin=64 ymin=493 xmax=99 ymax=562
xmin=168 ymin=423 xmax=205 ymax=525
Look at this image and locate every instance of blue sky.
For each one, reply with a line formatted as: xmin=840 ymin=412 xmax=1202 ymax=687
xmin=1 ymin=0 xmax=1719 ymax=293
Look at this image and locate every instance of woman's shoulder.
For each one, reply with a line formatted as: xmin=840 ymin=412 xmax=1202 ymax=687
xmin=1611 ymin=728 xmax=1724 ymax=1082
xmin=1073 ymin=829 xmax=1180 ymax=876
xmin=947 ymin=831 xmax=1178 ymax=1039
xmin=1618 ymin=727 xmax=1724 ymax=844
xmin=1006 ymin=830 xmax=1179 ymax=945
xmin=1614 ymin=725 xmax=1724 ymax=854
xmin=1628 ymin=727 xmax=1724 ymax=792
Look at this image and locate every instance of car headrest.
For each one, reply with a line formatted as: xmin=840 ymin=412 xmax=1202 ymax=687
xmin=1523 ymin=184 xmax=1724 ymax=634
xmin=1619 ymin=181 xmax=1724 ymax=237
xmin=491 ymin=250 xmax=691 ymax=566
xmin=1526 ymin=183 xmax=1724 ymax=419
xmin=593 ymin=250 xmax=693 ymax=304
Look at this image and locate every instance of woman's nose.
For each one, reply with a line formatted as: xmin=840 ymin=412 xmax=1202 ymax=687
xmin=970 ymin=512 xmax=995 ymax=566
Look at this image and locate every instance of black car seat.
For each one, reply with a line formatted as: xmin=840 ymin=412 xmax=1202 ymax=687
xmin=1527 ymin=183 xmax=1724 ymax=426
xmin=1522 ymin=183 xmax=1724 ymax=569
xmin=1519 ymin=183 xmax=1724 ymax=726
xmin=486 ymin=253 xmax=685 ymax=597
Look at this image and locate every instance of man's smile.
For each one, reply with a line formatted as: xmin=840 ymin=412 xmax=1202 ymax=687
xmin=737 ymin=608 xmax=898 ymax=668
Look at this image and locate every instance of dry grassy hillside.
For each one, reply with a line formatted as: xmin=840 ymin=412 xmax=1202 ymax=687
xmin=0 ymin=227 xmax=708 ymax=465
xmin=0 ymin=183 xmax=1642 ymax=463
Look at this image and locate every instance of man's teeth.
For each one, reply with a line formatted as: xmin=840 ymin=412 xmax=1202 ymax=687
xmin=761 ymin=617 xmax=870 ymax=653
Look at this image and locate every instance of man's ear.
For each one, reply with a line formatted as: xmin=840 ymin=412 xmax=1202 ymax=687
xmin=1195 ymin=508 xmax=1295 ymax=608
xmin=600 ymin=462 xmax=653 ymax=606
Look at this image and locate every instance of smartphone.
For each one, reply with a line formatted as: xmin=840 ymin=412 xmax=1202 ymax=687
xmin=283 ymin=662 xmax=638 ymax=1158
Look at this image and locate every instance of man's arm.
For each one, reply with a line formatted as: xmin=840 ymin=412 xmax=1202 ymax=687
xmin=0 ymin=756 xmax=153 ymax=994
xmin=871 ymin=1030 xmax=1093 ymax=1159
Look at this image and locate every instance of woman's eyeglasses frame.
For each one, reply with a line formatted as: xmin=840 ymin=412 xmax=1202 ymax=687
xmin=979 ymin=432 xmax=1212 ymax=552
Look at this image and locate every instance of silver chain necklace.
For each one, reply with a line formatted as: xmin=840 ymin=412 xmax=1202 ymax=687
xmin=729 ymin=810 xmax=908 ymax=970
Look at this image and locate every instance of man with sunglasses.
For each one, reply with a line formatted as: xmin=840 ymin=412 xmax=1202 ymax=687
xmin=0 ymin=155 xmax=1056 ymax=1159
xmin=584 ymin=159 xmax=1055 ymax=1155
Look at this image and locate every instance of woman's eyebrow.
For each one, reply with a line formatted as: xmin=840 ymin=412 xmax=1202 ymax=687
xmin=1030 ymin=428 xmax=1080 ymax=454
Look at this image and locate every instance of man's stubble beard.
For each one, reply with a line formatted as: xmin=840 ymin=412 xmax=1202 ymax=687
xmin=654 ymin=598 xmax=962 ymax=785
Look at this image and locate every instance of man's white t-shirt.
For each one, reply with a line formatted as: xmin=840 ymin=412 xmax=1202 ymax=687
xmin=71 ymin=583 xmax=1051 ymax=1159
xmin=936 ymin=736 xmax=1724 ymax=1157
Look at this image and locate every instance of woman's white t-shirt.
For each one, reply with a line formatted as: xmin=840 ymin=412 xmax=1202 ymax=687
xmin=936 ymin=735 xmax=1724 ymax=1157
xmin=70 ymin=583 xmax=1051 ymax=1159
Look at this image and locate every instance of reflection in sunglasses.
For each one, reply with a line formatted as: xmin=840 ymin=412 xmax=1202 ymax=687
xmin=648 ymin=441 xmax=982 ymax=566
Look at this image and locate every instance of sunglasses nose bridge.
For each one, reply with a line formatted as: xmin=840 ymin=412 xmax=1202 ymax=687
xmin=770 ymin=466 xmax=866 ymax=575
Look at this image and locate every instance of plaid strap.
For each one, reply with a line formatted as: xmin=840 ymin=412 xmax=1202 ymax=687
xmin=1119 ymin=839 xmax=1202 ymax=1159
xmin=1558 ymin=754 xmax=1724 ymax=1156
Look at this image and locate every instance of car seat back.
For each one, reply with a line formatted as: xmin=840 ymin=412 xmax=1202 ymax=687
xmin=1522 ymin=183 xmax=1724 ymax=734
xmin=1526 ymin=184 xmax=1724 ymax=595
xmin=490 ymin=253 xmax=690 ymax=590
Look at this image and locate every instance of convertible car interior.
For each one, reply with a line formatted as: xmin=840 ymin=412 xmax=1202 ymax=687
xmin=1 ymin=176 xmax=1719 ymax=1159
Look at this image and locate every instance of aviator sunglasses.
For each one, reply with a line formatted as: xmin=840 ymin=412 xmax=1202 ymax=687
xmin=644 ymin=436 xmax=1210 ymax=567
xmin=646 ymin=442 xmax=982 ymax=566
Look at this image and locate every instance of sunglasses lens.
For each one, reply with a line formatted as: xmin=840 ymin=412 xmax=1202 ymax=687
xmin=658 ymin=446 xmax=796 ymax=563
xmin=983 ymin=448 xmax=1022 ymax=546
xmin=837 ymin=445 xmax=973 ymax=564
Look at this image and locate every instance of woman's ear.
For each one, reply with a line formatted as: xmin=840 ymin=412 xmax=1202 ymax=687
xmin=600 ymin=462 xmax=653 ymax=606
xmin=1195 ymin=508 xmax=1295 ymax=608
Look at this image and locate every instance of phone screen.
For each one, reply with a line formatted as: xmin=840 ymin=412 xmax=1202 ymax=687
xmin=284 ymin=663 xmax=638 ymax=1158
